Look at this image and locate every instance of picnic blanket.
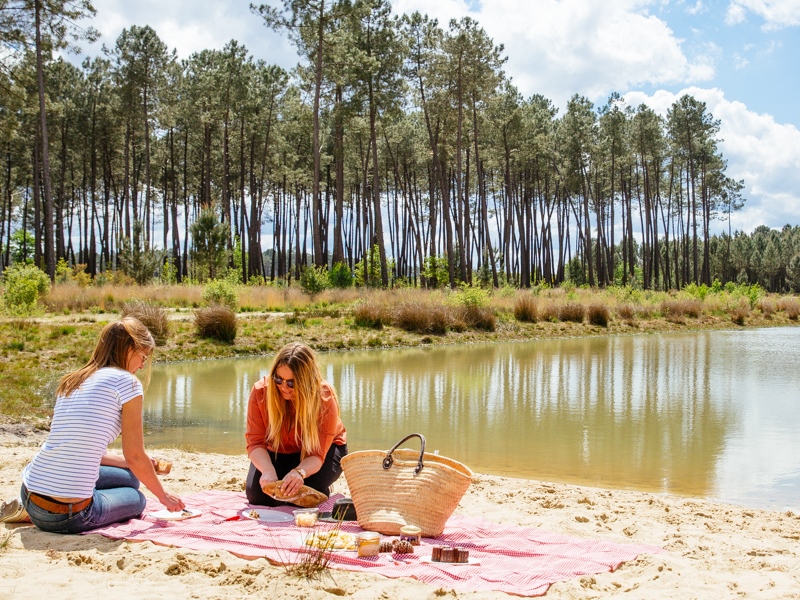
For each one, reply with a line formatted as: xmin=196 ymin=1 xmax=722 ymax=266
xmin=88 ymin=491 xmax=661 ymax=597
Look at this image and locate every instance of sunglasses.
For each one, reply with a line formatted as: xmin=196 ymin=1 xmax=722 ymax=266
xmin=273 ymin=374 xmax=295 ymax=389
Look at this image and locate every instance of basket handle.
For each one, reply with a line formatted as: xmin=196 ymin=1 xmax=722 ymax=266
xmin=382 ymin=433 xmax=426 ymax=475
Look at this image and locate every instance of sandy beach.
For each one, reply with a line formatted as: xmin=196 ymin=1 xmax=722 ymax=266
xmin=2 ymin=425 xmax=799 ymax=599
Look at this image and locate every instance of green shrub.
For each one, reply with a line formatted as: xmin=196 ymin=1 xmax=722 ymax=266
xmin=2 ymin=264 xmax=51 ymax=315
xmin=194 ymin=305 xmax=238 ymax=342
xmin=328 ymin=262 xmax=353 ymax=289
xmin=513 ymin=296 xmax=538 ymax=322
xmin=121 ymin=300 xmax=170 ymax=345
xmin=202 ymin=278 xmax=238 ymax=310
xmin=452 ymin=284 xmax=490 ymax=309
xmin=300 ymin=265 xmax=329 ymax=296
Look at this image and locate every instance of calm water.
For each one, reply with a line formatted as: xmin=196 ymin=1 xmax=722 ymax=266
xmin=142 ymin=327 xmax=800 ymax=512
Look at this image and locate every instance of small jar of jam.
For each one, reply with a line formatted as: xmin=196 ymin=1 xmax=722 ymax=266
xmin=399 ymin=525 xmax=422 ymax=546
xmin=356 ymin=532 xmax=381 ymax=557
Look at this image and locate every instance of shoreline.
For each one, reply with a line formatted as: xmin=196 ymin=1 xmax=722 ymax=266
xmin=2 ymin=443 xmax=799 ymax=598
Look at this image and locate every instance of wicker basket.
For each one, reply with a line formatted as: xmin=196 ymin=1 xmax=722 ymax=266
xmin=341 ymin=433 xmax=473 ymax=537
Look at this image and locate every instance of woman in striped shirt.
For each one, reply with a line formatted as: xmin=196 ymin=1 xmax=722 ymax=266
xmin=17 ymin=317 xmax=184 ymax=534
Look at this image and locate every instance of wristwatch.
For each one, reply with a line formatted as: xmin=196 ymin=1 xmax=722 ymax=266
xmin=294 ymin=467 xmax=306 ymax=479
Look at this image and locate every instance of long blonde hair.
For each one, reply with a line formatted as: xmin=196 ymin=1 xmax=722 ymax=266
xmin=57 ymin=317 xmax=155 ymax=398
xmin=265 ymin=342 xmax=333 ymax=457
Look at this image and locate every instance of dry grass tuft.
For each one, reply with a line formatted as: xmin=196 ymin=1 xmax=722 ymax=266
xmin=394 ymin=302 xmax=454 ymax=335
xmin=513 ymin=296 xmax=538 ymax=322
xmin=121 ymin=300 xmax=170 ymax=345
xmin=731 ymin=305 xmax=749 ymax=326
xmin=757 ymin=299 xmax=775 ymax=318
xmin=559 ymin=302 xmax=585 ymax=323
xmin=662 ymin=299 xmax=703 ymax=319
xmin=776 ymin=297 xmax=800 ymax=320
xmin=587 ymin=302 xmax=611 ymax=327
xmin=194 ymin=305 xmax=238 ymax=342
xmin=538 ymin=302 xmax=560 ymax=322
xmin=459 ymin=306 xmax=496 ymax=331
xmin=616 ymin=303 xmax=637 ymax=321
xmin=353 ymin=301 xmax=392 ymax=329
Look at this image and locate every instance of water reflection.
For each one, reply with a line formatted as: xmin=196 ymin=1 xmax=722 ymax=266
xmin=143 ymin=327 xmax=800 ymax=511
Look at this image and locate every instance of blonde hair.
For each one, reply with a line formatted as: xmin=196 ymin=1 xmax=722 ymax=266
xmin=56 ymin=317 xmax=155 ymax=398
xmin=265 ymin=342 xmax=335 ymax=458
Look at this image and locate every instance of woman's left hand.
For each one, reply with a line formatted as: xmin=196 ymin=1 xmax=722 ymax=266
xmin=281 ymin=468 xmax=305 ymax=496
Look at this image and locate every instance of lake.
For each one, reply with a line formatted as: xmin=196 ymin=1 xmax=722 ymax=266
xmin=142 ymin=327 xmax=800 ymax=512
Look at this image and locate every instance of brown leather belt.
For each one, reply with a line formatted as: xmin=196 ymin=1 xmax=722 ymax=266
xmin=28 ymin=492 xmax=92 ymax=514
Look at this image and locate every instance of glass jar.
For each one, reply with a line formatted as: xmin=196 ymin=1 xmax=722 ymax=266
xmin=356 ymin=531 xmax=381 ymax=557
xmin=399 ymin=525 xmax=422 ymax=546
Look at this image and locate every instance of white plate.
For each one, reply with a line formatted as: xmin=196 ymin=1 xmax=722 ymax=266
xmin=241 ymin=509 xmax=294 ymax=523
xmin=150 ymin=508 xmax=202 ymax=521
xmin=421 ymin=556 xmax=480 ymax=566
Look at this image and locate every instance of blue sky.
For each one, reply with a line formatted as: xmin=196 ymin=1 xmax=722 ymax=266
xmin=78 ymin=0 xmax=800 ymax=234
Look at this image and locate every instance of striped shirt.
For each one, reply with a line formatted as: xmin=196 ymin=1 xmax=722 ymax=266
xmin=22 ymin=367 xmax=143 ymax=499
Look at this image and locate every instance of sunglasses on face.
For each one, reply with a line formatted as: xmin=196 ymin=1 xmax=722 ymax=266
xmin=273 ymin=374 xmax=295 ymax=389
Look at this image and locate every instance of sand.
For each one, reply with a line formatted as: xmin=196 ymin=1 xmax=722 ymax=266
xmin=2 ymin=425 xmax=799 ymax=599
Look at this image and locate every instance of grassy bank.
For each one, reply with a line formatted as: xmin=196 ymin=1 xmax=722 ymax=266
xmin=2 ymin=282 xmax=798 ymax=424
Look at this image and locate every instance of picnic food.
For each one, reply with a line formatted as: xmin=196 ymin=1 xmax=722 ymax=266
xmin=248 ymin=510 xmax=260 ymax=520
xmin=261 ymin=480 xmax=328 ymax=508
xmin=155 ymin=459 xmax=172 ymax=475
xmin=399 ymin=525 xmax=422 ymax=545
xmin=431 ymin=545 xmax=469 ymax=563
xmin=304 ymin=530 xmax=356 ymax=550
xmin=356 ymin=531 xmax=381 ymax=557
xmin=293 ymin=508 xmax=319 ymax=527
xmin=391 ymin=539 xmax=414 ymax=554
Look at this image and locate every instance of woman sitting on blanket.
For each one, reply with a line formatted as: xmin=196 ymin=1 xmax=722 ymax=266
xmin=13 ymin=317 xmax=184 ymax=533
xmin=245 ymin=341 xmax=348 ymax=507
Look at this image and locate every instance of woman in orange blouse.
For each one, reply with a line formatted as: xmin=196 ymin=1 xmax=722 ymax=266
xmin=245 ymin=342 xmax=347 ymax=506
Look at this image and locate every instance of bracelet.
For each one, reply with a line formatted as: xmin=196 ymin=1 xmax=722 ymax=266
xmin=294 ymin=467 xmax=306 ymax=479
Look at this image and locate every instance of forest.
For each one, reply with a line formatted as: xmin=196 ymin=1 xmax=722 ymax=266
xmin=2 ymin=0 xmax=800 ymax=293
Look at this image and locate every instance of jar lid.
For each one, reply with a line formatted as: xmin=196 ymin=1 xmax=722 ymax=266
xmin=357 ymin=531 xmax=380 ymax=541
xmin=400 ymin=525 xmax=421 ymax=534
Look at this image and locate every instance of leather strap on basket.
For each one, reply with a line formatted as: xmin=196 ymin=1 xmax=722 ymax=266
xmin=382 ymin=433 xmax=426 ymax=475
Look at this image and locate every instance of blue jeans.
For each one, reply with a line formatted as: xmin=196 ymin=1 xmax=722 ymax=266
xmin=22 ymin=467 xmax=147 ymax=534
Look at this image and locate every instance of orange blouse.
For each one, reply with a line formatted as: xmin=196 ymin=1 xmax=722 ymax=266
xmin=245 ymin=375 xmax=347 ymax=462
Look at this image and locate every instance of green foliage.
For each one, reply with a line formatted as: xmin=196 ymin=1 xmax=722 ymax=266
xmin=202 ymin=278 xmax=238 ymax=310
xmin=452 ymin=284 xmax=490 ymax=309
xmin=160 ymin=258 xmax=178 ymax=285
xmin=328 ymin=262 xmax=353 ymax=289
xmin=683 ymin=283 xmax=710 ymax=301
xmin=55 ymin=259 xmax=92 ymax=287
xmin=118 ymin=221 xmax=165 ymax=285
xmin=300 ymin=265 xmax=329 ymax=296
xmin=190 ymin=210 xmax=230 ymax=283
xmin=422 ymin=255 xmax=449 ymax=288
xmin=354 ymin=245 xmax=392 ymax=287
xmin=2 ymin=264 xmax=51 ymax=316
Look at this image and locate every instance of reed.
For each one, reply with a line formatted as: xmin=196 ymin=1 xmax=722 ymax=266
xmin=661 ymin=299 xmax=703 ymax=319
xmin=776 ymin=297 xmax=800 ymax=320
xmin=394 ymin=302 xmax=453 ymax=334
xmin=538 ymin=302 xmax=560 ymax=322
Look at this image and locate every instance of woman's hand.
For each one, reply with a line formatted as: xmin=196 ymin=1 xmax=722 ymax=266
xmin=280 ymin=468 xmax=305 ymax=496
xmin=259 ymin=470 xmax=278 ymax=491
xmin=159 ymin=491 xmax=185 ymax=513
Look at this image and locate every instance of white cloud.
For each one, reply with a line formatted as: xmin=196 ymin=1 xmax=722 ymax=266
xmin=85 ymin=0 xmax=294 ymax=66
xmin=625 ymin=87 xmax=800 ymax=232
xmin=725 ymin=0 xmax=800 ymax=30
xmin=393 ymin=0 xmax=713 ymax=107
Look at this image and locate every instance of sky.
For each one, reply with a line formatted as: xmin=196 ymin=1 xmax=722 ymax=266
xmin=75 ymin=0 xmax=800 ymax=235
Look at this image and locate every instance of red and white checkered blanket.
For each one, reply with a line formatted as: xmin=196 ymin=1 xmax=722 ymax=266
xmin=88 ymin=490 xmax=661 ymax=597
